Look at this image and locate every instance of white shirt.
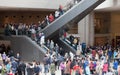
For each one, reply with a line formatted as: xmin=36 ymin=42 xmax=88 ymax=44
xmin=55 ymin=11 xmax=60 ymax=18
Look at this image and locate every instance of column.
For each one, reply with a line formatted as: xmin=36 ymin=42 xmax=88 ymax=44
xmin=78 ymin=12 xmax=94 ymax=46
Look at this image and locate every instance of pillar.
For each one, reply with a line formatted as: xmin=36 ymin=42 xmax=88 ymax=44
xmin=78 ymin=12 xmax=94 ymax=46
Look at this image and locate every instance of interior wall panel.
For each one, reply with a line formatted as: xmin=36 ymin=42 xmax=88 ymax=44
xmin=0 ymin=11 xmax=54 ymax=26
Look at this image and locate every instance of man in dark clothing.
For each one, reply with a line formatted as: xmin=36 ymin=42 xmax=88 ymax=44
xmin=59 ymin=47 xmax=65 ymax=56
xmin=70 ymin=59 xmax=76 ymax=74
xmin=11 ymin=60 xmax=18 ymax=74
xmin=82 ymin=43 xmax=86 ymax=55
xmin=17 ymin=65 xmax=22 ymax=75
xmin=43 ymin=55 xmax=49 ymax=75
xmin=69 ymin=35 xmax=74 ymax=46
xmin=59 ymin=5 xmax=64 ymax=16
xmin=8 ymin=50 xmax=14 ymax=57
xmin=26 ymin=63 xmax=34 ymax=75
xmin=15 ymin=53 xmax=21 ymax=64
xmin=17 ymin=61 xmax=26 ymax=75
xmin=34 ymin=63 xmax=40 ymax=75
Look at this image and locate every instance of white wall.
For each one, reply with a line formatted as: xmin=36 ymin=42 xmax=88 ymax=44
xmin=1 ymin=0 xmax=120 ymax=10
xmin=96 ymin=0 xmax=120 ymax=10
xmin=95 ymin=0 xmax=113 ymax=9
xmin=0 ymin=0 xmax=67 ymax=9
xmin=112 ymin=0 xmax=120 ymax=6
xmin=117 ymin=0 xmax=120 ymax=5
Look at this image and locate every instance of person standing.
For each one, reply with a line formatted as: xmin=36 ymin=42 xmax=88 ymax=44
xmin=113 ymin=60 xmax=118 ymax=75
xmin=26 ymin=63 xmax=34 ymax=75
xmin=59 ymin=5 xmax=64 ymax=16
xmin=55 ymin=10 xmax=60 ymax=19
xmin=17 ymin=61 xmax=26 ymax=75
xmin=73 ymin=63 xmax=80 ymax=75
xmin=118 ymin=66 xmax=120 ymax=75
xmin=64 ymin=61 xmax=71 ymax=75
xmin=34 ymin=63 xmax=40 ymax=75
xmin=50 ymin=40 xmax=54 ymax=51
xmin=40 ymin=33 xmax=45 ymax=47
xmin=50 ymin=62 xmax=56 ymax=75
xmin=85 ymin=65 xmax=91 ymax=75
xmin=102 ymin=62 xmax=108 ymax=75
xmin=49 ymin=14 xmax=54 ymax=23
xmin=11 ymin=60 xmax=18 ymax=74
xmin=60 ymin=61 xmax=65 ymax=75
xmin=46 ymin=39 xmax=50 ymax=48
xmin=15 ymin=53 xmax=21 ymax=64
xmin=2 ymin=52 xmax=6 ymax=65
xmin=54 ymin=44 xmax=59 ymax=56
xmin=43 ymin=55 xmax=49 ymax=75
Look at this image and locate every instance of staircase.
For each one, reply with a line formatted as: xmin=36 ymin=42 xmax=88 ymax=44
xmin=0 ymin=35 xmax=46 ymax=62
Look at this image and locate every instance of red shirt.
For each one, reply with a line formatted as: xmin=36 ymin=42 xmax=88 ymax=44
xmin=8 ymin=73 xmax=14 ymax=75
xmin=89 ymin=62 xmax=94 ymax=70
xmin=64 ymin=32 xmax=66 ymax=38
xmin=92 ymin=50 xmax=96 ymax=57
xmin=73 ymin=65 xmax=80 ymax=71
xmin=49 ymin=14 xmax=54 ymax=22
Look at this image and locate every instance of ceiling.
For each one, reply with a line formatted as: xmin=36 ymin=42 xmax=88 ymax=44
xmin=0 ymin=6 xmax=120 ymax=12
xmin=0 ymin=6 xmax=56 ymax=11
xmin=0 ymin=1 xmax=120 ymax=12
xmin=95 ymin=5 xmax=120 ymax=12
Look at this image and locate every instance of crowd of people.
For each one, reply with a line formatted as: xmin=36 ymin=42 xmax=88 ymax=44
xmin=3 ymin=20 xmax=120 ymax=75
xmin=2 ymin=0 xmax=120 ymax=75
xmin=0 ymin=45 xmax=21 ymax=75
xmin=0 ymin=48 xmax=44 ymax=75
xmin=4 ymin=0 xmax=82 ymax=37
xmin=1 ymin=42 xmax=120 ymax=75
xmin=4 ymin=4 xmax=65 ymax=37
xmin=42 ymin=44 xmax=120 ymax=75
xmin=3 ymin=24 xmax=120 ymax=75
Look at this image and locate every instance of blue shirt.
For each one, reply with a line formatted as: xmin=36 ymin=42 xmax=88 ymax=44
xmin=113 ymin=61 xmax=118 ymax=70
xmin=83 ymin=60 xmax=89 ymax=69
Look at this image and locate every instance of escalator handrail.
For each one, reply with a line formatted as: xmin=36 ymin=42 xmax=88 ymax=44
xmin=40 ymin=0 xmax=84 ymax=32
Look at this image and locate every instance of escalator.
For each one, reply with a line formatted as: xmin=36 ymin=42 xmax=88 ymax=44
xmin=0 ymin=35 xmax=46 ymax=62
xmin=59 ymin=38 xmax=76 ymax=54
xmin=40 ymin=0 xmax=105 ymax=38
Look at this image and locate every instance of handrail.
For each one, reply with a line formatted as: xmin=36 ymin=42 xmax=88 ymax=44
xmin=40 ymin=0 xmax=84 ymax=32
